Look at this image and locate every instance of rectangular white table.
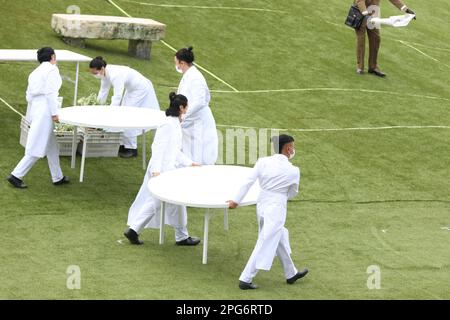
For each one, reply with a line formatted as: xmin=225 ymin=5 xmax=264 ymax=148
xmin=0 ymin=49 xmax=92 ymax=106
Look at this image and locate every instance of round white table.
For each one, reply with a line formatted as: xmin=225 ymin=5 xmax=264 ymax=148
xmin=148 ymin=165 xmax=261 ymax=264
xmin=58 ymin=106 xmax=166 ymax=182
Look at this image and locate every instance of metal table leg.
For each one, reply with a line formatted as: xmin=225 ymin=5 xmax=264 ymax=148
xmin=203 ymin=208 xmax=211 ymax=264
xmin=159 ymin=201 xmax=166 ymax=244
xmin=142 ymin=129 xmax=146 ymax=170
xmin=71 ymin=126 xmax=77 ymax=169
xmin=79 ymin=130 xmax=88 ymax=182
xmin=224 ymin=208 xmax=229 ymax=231
xmin=73 ymin=62 xmax=79 ymax=106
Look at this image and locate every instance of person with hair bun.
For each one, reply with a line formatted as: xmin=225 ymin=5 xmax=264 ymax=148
xmin=89 ymin=56 xmax=160 ymax=158
xmin=174 ymin=46 xmax=218 ymax=165
xmin=124 ymin=92 xmax=201 ymax=246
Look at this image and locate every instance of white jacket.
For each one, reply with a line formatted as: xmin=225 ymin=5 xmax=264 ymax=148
xmin=232 ymin=154 xmax=300 ymax=270
xmin=97 ymin=64 xmax=160 ymax=138
xmin=177 ymin=65 xmax=218 ymax=165
xmin=25 ymin=62 xmax=62 ymax=158
xmin=97 ymin=64 xmax=159 ymax=109
xmin=127 ymin=116 xmax=193 ymax=229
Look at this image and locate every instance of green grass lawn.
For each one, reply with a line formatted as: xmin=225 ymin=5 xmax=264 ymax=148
xmin=0 ymin=0 xmax=449 ymax=299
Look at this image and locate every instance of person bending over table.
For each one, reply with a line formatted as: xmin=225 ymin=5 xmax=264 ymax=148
xmin=89 ymin=56 xmax=160 ymax=158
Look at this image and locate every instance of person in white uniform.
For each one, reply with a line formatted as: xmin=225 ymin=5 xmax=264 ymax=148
xmin=227 ymin=135 xmax=308 ymax=290
xmin=89 ymin=56 xmax=160 ymax=158
xmin=174 ymin=47 xmax=218 ymax=165
xmin=124 ymin=92 xmax=201 ymax=246
xmin=7 ymin=47 xmax=69 ymax=189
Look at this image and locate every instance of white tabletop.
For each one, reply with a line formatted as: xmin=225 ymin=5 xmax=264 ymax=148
xmin=148 ymin=165 xmax=260 ymax=208
xmin=58 ymin=106 xmax=166 ymax=130
xmin=0 ymin=49 xmax=91 ymax=62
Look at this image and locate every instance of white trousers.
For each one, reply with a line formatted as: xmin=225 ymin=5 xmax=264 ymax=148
xmin=239 ymin=217 xmax=297 ymax=283
xmin=12 ymin=136 xmax=63 ymax=183
xmin=122 ymin=132 xmax=137 ymax=149
xmin=129 ymin=204 xmax=189 ymax=242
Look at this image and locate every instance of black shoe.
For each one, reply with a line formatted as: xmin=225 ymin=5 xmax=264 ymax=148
xmin=124 ymin=228 xmax=144 ymax=245
xmin=176 ymin=237 xmax=201 ymax=246
xmin=6 ymin=175 xmax=27 ymax=189
xmin=53 ymin=176 xmax=70 ymax=186
xmin=119 ymin=148 xmax=138 ymax=158
xmin=368 ymin=69 xmax=386 ymax=77
xmin=239 ymin=281 xmax=258 ymax=290
xmin=286 ymin=268 xmax=309 ymax=284
xmin=119 ymin=145 xmax=126 ymax=153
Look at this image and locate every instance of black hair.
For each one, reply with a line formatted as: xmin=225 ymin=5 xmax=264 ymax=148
xmin=37 ymin=47 xmax=55 ymax=63
xmin=175 ymin=46 xmax=194 ymax=64
xmin=89 ymin=56 xmax=107 ymax=70
xmin=271 ymin=134 xmax=295 ymax=154
xmin=166 ymin=92 xmax=188 ymax=117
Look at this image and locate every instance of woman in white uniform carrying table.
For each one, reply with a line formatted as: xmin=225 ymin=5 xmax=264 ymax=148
xmin=7 ymin=47 xmax=69 ymax=189
xmin=89 ymin=56 xmax=160 ymax=158
xmin=227 ymin=135 xmax=308 ymax=290
xmin=124 ymin=93 xmax=201 ymax=246
xmin=174 ymin=47 xmax=218 ymax=165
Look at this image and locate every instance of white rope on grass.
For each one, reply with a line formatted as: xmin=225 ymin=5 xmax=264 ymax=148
xmin=216 ymin=123 xmax=450 ymax=132
xmin=118 ymin=0 xmax=286 ymax=13
xmin=0 ymin=97 xmax=24 ymax=117
xmin=397 ymin=40 xmax=450 ymax=69
xmin=210 ymin=87 xmax=450 ymax=102
xmin=106 ymin=0 xmax=240 ymax=92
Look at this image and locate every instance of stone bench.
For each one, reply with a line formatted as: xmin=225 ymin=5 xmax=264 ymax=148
xmin=51 ymin=14 xmax=166 ymax=60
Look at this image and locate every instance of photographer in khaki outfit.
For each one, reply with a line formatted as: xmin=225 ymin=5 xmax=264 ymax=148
xmin=354 ymin=0 xmax=415 ymax=77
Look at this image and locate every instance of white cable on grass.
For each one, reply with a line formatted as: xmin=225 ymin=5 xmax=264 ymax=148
xmin=398 ymin=40 xmax=450 ymax=69
xmin=118 ymin=0 xmax=286 ymax=13
xmin=107 ymin=0 xmax=239 ymax=92
xmin=210 ymin=87 xmax=450 ymax=102
xmin=216 ymin=124 xmax=450 ymax=132
xmin=0 ymin=97 xmax=24 ymax=117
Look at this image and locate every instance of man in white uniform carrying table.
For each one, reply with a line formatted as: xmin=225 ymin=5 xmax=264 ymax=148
xmin=227 ymin=135 xmax=308 ymax=290
xmin=7 ymin=47 xmax=69 ymax=189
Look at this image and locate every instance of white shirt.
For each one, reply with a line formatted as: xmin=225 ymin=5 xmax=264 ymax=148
xmin=233 ymin=154 xmax=300 ymax=204
xmin=149 ymin=116 xmax=193 ymax=173
xmin=177 ymin=65 xmax=211 ymax=127
xmin=26 ymin=62 xmax=62 ymax=117
xmin=97 ymin=65 xmax=153 ymax=106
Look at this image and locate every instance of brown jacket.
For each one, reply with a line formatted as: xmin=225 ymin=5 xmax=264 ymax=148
xmin=354 ymin=0 xmax=406 ymax=12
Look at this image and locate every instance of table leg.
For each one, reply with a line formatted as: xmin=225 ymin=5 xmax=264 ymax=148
xmin=73 ymin=62 xmax=79 ymax=106
xmin=224 ymin=208 xmax=229 ymax=231
xmin=159 ymin=201 xmax=166 ymax=244
xmin=71 ymin=126 xmax=77 ymax=169
xmin=203 ymin=208 xmax=211 ymax=264
xmin=142 ymin=129 xmax=146 ymax=170
xmin=79 ymin=131 xmax=88 ymax=182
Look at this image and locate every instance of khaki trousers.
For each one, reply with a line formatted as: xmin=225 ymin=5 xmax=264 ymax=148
xmin=355 ymin=19 xmax=380 ymax=70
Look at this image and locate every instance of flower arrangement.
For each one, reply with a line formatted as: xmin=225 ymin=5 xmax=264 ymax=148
xmin=77 ymin=93 xmax=99 ymax=106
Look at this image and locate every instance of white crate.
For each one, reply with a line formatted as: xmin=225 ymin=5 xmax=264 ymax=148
xmin=77 ymin=128 xmax=122 ymax=158
xmin=20 ymin=117 xmax=80 ymax=156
